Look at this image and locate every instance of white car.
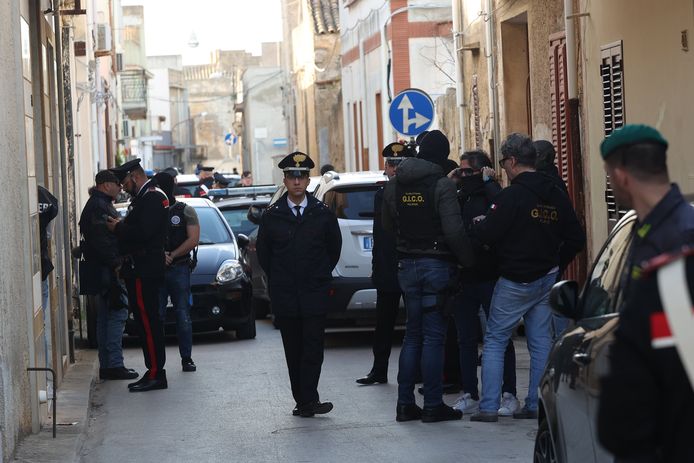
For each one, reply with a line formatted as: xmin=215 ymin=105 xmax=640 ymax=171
xmin=312 ymin=171 xmax=395 ymax=327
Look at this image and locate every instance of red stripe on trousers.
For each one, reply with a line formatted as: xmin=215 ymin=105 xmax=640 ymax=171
xmin=136 ymin=278 xmax=158 ymax=379
xmin=650 ymin=311 xmax=672 ymax=341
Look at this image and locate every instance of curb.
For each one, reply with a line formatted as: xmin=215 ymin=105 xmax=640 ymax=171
xmin=13 ymin=349 xmax=98 ymax=463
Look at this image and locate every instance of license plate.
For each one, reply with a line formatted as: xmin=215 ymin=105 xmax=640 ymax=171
xmin=363 ymin=236 xmax=373 ymax=250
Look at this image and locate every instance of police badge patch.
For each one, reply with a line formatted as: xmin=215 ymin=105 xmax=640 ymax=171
xmin=171 ymin=215 xmax=181 ymax=225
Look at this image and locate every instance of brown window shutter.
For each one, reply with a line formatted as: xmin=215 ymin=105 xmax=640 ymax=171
xmin=549 ymin=33 xmax=572 ymax=196
xmin=601 ymin=41 xmax=628 ymax=231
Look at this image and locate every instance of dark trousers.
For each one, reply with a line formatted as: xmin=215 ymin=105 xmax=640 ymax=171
xmin=126 ymin=276 xmax=166 ymax=380
xmin=277 ymin=315 xmax=326 ymax=407
xmin=371 ymin=290 xmax=401 ymax=373
xmin=453 ymin=280 xmax=516 ymax=400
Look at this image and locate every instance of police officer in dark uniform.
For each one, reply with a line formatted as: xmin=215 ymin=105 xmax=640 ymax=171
xmin=382 ymin=130 xmax=474 ymax=423
xmin=154 ymin=172 xmax=200 ymax=372
xmin=194 ymin=166 xmax=215 ymax=197
xmin=106 ymin=159 xmax=170 ymax=392
xmin=79 ymin=170 xmax=138 ymax=380
xmin=598 ymin=249 xmax=694 ymax=462
xmin=256 ymin=152 xmax=342 ymax=417
xmin=600 ymin=124 xmax=694 ymax=293
xmin=356 ymin=142 xmax=415 ymax=385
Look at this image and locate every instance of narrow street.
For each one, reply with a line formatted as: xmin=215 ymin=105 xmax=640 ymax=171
xmin=80 ymin=322 xmax=535 ymax=462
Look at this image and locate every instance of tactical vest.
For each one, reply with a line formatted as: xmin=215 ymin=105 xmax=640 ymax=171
xmin=395 ymin=174 xmax=446 ymax=252
xmin=166 ymin=201 xmax=190 ymax=265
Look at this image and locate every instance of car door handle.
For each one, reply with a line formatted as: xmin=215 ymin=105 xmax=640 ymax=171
xmin=572 ymin=352 xmax=592 ymax=366
xmin=351 ymin=230 xmax=373 ymax=235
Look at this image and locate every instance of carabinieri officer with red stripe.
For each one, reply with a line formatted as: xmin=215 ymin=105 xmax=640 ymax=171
xmin=107 ymin=159 xmax=170 ymax=392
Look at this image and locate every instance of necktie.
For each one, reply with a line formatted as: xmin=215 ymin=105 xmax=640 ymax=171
xmin=294 ymin=205 xmax=302 ymax=219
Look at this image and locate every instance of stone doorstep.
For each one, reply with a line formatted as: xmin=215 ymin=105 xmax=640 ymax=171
xmin=13 ymin=349 xmax=98 ymax=463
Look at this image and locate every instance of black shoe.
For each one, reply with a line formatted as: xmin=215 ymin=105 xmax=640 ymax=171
xmin=513 ymin=407 xmax=538 ymax=419
xmin=396 ymin=403 xmax=422 ymax=422
xmin=356 ymin=370 xmax=387 ymax=385
xmin=182 ymin=358 xmax=196 ymax=372
xmin=129 ymin=377 xmax=168 ymax=392
xmin=128 ymin=370 xmax=165 ymax=389
xmin=470 ymin=411 xmax=499 ymax=422
xmin=100 ymin=367 xmax=139 ymax=380
xmin=292 ymin=406 xmax=300 ymax=416
xmin=128 ymin=376 xmax=147 ymax=389
xmin=299 ymin=401 xmax=333 ymax=417
xmin=421 ymin=403 xmax=463 ymax=423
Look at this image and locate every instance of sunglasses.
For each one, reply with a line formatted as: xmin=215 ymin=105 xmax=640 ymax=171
xmin=459 ymin=168 xmax=475 ymax=176
xmin=498 ymin=157 xmax=512 ymax=168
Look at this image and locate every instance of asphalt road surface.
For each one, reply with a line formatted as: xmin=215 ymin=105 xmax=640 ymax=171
xmin=80 ymin=321 xmax=536 ymax=462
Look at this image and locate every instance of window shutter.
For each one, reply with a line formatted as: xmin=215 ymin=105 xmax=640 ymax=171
xmin=601 ymin=41 xmax=628 ymax=231
xmin=549 ymin=33 xmax=571 ymax=194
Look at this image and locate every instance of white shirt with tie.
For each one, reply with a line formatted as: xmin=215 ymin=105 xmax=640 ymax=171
xmin=287 ymin=196 xmax=308 ymax=217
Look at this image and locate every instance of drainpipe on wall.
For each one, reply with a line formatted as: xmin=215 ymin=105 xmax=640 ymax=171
xmin=484 ymin=0 xmax=500 ymax=159
xmin=358 ymin=26 xmax=369 ymax=169
xmin=54 ymin=6 xmax=76 ymax=364
xmin=452 ymin=0 xmax=466 ymax=152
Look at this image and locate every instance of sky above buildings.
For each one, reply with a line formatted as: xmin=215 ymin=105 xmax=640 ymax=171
xmin=121 ymin=0 xmax=283 ymax=64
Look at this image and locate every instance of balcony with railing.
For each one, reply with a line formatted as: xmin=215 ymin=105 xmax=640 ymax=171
xmin=120 ymin=68 xmax=150 ymax=120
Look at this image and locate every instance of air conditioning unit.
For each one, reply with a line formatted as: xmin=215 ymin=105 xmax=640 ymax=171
xmin=95 ymin=24 xmax=112 ymax=53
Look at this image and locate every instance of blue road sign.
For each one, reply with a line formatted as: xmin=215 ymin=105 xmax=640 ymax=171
xmin=224 ymin=132 xmax=237 ymax=145
xmin=388 ymin=88 xmax=434 ymax=136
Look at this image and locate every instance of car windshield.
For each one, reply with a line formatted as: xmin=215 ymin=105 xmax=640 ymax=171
xmin=322 ymin=186 xmax=378 ymax=219
xmin=221 ymin=207 xmax=259 ymax=237
xmin=194 ymin=207 xmax=233 ymax=245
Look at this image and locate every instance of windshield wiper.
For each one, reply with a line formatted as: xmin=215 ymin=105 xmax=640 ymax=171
xmin=198 ymin=240 xmax=216 ymax=245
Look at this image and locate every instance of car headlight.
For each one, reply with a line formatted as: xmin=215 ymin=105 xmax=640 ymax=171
xmin=216 ymin=259 xmax=243 ymax=283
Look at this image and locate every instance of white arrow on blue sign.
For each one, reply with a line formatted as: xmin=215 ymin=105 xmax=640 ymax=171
xmin=388 ymin=88 xmax=434 ymax=136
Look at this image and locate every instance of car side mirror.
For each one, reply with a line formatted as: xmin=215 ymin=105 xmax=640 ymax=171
xmin=236 ymin=233 xmax=250 ymax=249
xmin=549 ymin=280 xmax=581 ymax=320
xmin=247 ymin=205 xmax=263 ymax=225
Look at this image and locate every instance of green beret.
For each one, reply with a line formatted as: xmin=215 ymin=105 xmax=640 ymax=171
xmin=600 ymin=124 xmax=668 ymax=160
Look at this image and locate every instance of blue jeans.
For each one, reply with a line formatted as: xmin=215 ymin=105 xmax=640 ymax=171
xmin=453 ymin=280 xmax=516 ymax=400
xmin=159 ymin=263 xmax=193 ymax=359
xmin=479 ymin=272 xmax=556 ymax=413
xmin=96 ymin=280 xmax=128 ymax=368
xmin=397 ymin=258 xmax=456 ymax=409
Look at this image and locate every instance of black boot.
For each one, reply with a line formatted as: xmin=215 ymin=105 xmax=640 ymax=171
xmin=396 ymin=403 xmax=422 ymax=422
xmin=421 ymin=403 xmax=462 ymax=423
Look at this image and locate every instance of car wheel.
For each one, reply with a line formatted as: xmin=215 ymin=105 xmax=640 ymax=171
xmin=534 ymin=416 xmax=557 ymax=463
xmin=235 ymin=305 xmax=256 ymax=340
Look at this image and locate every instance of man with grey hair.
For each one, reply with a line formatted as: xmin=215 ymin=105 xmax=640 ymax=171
xmin=470 ymin=133 xmax=585 ymax=422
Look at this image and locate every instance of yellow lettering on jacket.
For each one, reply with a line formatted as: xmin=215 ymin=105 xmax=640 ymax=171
xmin=401 ymin=193 xmax=425 ymax=206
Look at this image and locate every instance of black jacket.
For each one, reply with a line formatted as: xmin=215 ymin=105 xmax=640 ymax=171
xmin=257 ymin=193 xmax=342 ymax=317
xmin=371 ymin=186 xmax=399 ymax=292
xmin=457 ymin=176 xmax=501 ymax=282
xmin=79 ymin=189 xmax=121 ymax=269
xmin=472 ymin=171 xmax=585 ymax=283
xmin=383 ymin=157 xmax=474 ymax=267
xmin=623 ymin=184 xmax=694 ymax=291
xmin=115 ymin=180 xmax=169 ymax=279
xmin=598 ymin=253 xmax=694 ymax=462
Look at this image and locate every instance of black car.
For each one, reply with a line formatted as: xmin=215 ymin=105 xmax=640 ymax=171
xmin=212 ymin=186 xmax=278 ymax=318
xmin=121 ymin=197 xmax=255 ymax=339
xmin=534 ymin=211 xmax=636 ymax=463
